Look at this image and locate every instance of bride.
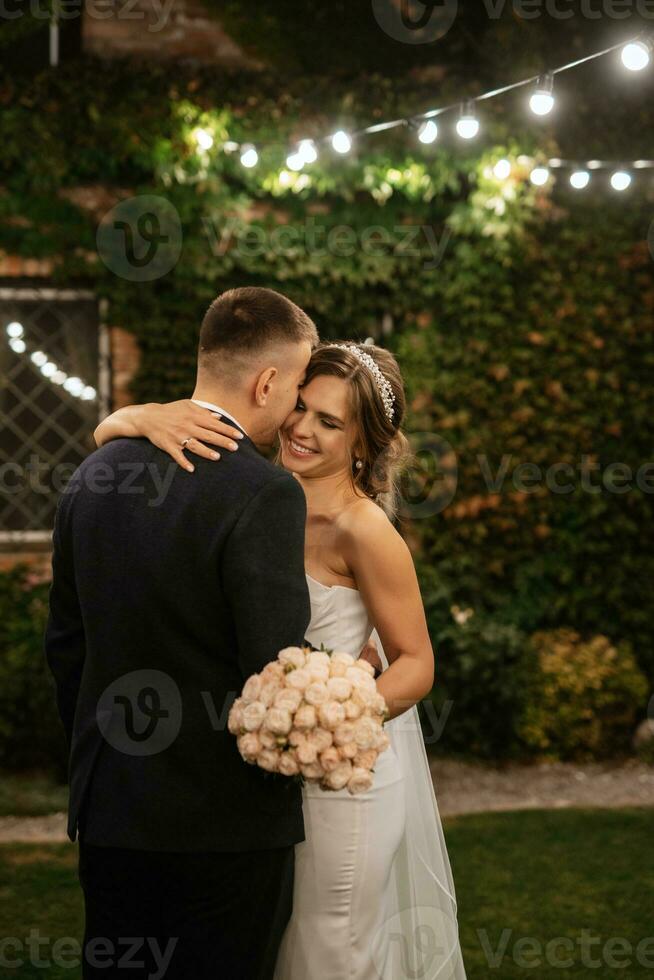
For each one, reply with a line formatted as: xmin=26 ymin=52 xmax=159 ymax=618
xmin=95 ymin=340 xmax=466 ymax=980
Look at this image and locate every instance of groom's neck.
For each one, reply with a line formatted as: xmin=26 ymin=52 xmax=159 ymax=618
xmin=191 ymin=385 xmax=252 ymax=432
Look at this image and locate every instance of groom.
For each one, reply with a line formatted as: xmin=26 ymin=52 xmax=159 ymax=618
xmin=45 ymin=287 xmax=319 ymax=979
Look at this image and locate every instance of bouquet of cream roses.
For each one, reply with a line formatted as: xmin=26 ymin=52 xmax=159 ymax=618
xmin=228 ymin=646 xmax=390 ymax=795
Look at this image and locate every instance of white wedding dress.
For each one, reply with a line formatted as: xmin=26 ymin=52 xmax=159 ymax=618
xmin=273 ymin=574 xmax=466 ymax=980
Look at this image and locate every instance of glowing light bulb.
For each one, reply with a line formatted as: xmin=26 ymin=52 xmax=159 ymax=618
xmin=529 ymin=74 xmax=555 ymax=116
xmin=6 ymin=321 xmax=23 ymax=338
xmin=193 ymin=128 xmax=214 ymax=151
xmin=493 ymin=159 xmax=511 ymax=180
xmin=611 ymin=170 xmax=631 ymax=191
xmin=81 ymin=386 xmax=97 ymax=400
xmin=530 ymin=166 xmax=550 ymax=186
xmin=31 ymin=351 xmax=47 ymax=367
xmin=9 ymin=338 xmax=26 ymax=353
xmin=621 ymin=39 xmax=651 ymax=71
xmin=64 ymin=376 xmax=84 ymax=396
xmin=286 ymin=150 xmax=305 ymax=171
xmin=570 ymin=170 xmax=590 ymax=189
xmin=418 ymin=120 xmax=438 ymax=144
xmin=456 ymin=101 xmax=479 ymax=140
xmin=240 ymin=144 xmax=258 ymax=168
xmin=331 ymin=130 xmax=352 ymax=154
xmin=52 ymin=370 xmax=67 ymax=385
xmin=298 ymin=140 xmax=317 ymax=164
xmin=40 ymin=361 xmax=57 ymax=377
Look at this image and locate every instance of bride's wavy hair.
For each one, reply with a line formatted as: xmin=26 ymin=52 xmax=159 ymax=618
xmin=299 ymin=342 xmax=413 ymax=520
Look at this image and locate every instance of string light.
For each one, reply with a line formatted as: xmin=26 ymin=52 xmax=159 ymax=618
xmin=331 ymin=130 xmax=352 ymax=154
xmin=493 ymin=159 xmax=512 ymax=179
xmin=570 ymin=170 xmax=590 ymax=189
xmin=456 ymin=100 xmax=479 ymax=140
xmin=6 ymin=321 xmax=23 ymax=338
xmin=530 ymin=166 xmax=550 ymax=186
xmin=193 ymin=128 xmax=214 ymax=151
xmin=9 ymin=338 xmax=25 ymax=353
xmin=621 ymin=36 xmax=652 ymax=71
xmin=240 ymin=144 xmax=258 ymax=168
xmin=610 ymin=170 xmax=632 ymax=191
xmin=31 ymin=351 xmax=47 ymax=367
xmin=529 ymin=73 xmax=555 ymax=116
xmin=298 ymin=139 xmax=318 ymax=164
xmin=418 ymin=120 xmax=438 ymax=145
xmin=3 ymin=327 xmax=97 ymax=401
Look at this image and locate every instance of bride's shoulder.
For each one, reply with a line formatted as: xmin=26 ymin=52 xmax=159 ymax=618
xmin=335 ymin=496 xmax=396 ymax=551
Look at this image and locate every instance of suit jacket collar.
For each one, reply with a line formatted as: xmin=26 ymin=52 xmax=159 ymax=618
xmin=191 ymin=399 xmax=248 ymax=437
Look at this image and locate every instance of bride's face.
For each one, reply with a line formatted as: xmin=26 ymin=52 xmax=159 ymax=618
xmin=279 ymin=374 xmax=359 ymax=478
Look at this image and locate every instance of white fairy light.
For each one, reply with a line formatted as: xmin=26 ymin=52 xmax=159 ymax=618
xmin=530 ymin=166 xmax=550 ymax=186
xmin=621 ymin=38 xmax=652 ymax=71
xmin=9 ymin=338 xmax=26 ymax=353
xmin=331 ymin=130 xmax=352 ymax=154
xmin=286 ymin=150 xmax=305 ymax=171
xmin=298 ymin=139 xmax=318 ymax=163
xmin=493 ymin=159 xmax=512 ymax=180
xmin=6 ymin=321 xmax=23 ymax=338
xmin=31 ymin=350 xmax=47 ymax=367
xmin=40 ymin=361 xmax=57 ymax=377
xmin=610 ymin=170 xmax=631 ymax=191
xmin=193 ymin=128 xmax=214 ymax=151
xmin=418 ymin=120 xmax=438 ymax=144
xmin=81 ymin=385 xmax=97 ymax=400
xmin=52 ymin=370 xmax=67 ymax=385
xmin=570 ymin=170 xmax=590 ymax=189
xmin=64 ymin=376 xmax=84 ymax=396
xmin=456 ymin=101 xmax=479 ymax=140
xmin=240 ymin=144 xmax=258 ymax=168
xmin=529 ymin=73 xmax=555 ymax=116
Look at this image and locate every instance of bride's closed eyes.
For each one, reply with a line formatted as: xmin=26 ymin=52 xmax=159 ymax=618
xmin=295 ymin=396 xmax=343 ymax=430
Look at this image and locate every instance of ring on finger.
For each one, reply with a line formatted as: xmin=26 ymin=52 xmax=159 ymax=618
xmin=180 ymin=437 xmax=192 ymax=449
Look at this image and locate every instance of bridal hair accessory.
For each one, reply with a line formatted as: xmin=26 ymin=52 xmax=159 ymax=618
xmin=228 ymin=646 xmax=390 ymax=795
xmin=329 ymin=344 xmax=396 ymax=423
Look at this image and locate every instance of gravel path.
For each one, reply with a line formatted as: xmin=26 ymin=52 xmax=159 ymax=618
xmin=1 ymin=760 xmax=652 ymax=842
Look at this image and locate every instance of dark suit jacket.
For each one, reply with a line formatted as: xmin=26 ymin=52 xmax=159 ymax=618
xmin=44 ymin=418 xmax=311 ymax=852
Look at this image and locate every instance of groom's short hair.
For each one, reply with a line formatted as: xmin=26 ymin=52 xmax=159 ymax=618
xmin=198 ymin=287 xmax=318 ymax=374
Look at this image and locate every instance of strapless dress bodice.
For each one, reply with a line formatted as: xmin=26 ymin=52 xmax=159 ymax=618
xmin=304 ymin=574 xmax=374 ymax=658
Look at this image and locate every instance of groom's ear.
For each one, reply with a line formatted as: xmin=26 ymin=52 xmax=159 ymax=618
xmin=254 ymin=365 xmax=278 ymax=406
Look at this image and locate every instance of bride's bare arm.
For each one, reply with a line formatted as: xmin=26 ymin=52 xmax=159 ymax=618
xmin=339 ymin=503 xmax=435 ymax=721
xmin=94 ymin=401 xmax=244 ymax=473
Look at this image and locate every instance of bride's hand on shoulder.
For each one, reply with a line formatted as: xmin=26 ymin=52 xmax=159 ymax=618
xmin=93 ymin=400 xmax=244 ymax=473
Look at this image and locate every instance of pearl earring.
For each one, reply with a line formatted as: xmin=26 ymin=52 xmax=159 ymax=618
xmin=355 ymin=459 xmax=363 ymax=470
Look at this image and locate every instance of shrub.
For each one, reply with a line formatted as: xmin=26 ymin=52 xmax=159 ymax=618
xmin=518 ymin=628 xmax=648 ymax=760
xmin=0 ymin=566 xmax=67 ymax=777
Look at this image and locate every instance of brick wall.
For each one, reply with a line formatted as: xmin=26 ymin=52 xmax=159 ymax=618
xmin=82 ymin=0 xmax=261 ymax=67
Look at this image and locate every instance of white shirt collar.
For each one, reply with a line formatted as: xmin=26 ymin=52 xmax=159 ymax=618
xmin=191 ymin=399 xmax=248 ymax=436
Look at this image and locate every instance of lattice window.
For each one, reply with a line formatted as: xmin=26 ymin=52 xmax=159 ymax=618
xmin=0 ymin=288 xmax=109 ymax=540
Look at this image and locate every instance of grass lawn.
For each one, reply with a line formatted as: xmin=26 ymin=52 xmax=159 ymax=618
xmin=0 ymin=771 xmax=68 ymax=818
xmin=0 ymin=808 xmax=652 ymax=978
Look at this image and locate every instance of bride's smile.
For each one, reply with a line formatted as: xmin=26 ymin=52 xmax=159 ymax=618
xmin=280 ymin=375 xmax=354 ymax=476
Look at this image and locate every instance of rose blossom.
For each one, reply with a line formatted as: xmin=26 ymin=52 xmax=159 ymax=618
xmin=319 ymin=701 xmax=346 ymax=731
xmin=278 ymin=647 xmax=307 ymax=670
xmin=287 ymin=667 xmax=313 ymax=691
xmin=330 ymin=651 xmax=355 ymax=669
xmin=236 ymin=733 xmax=261 ymax=762
xmin=278 ymin=752 xmax=300 ymax=776
xmin=242 ymin=701 xmax=267 ymax=731
xmin=304 ymin=682 xmax=329 ymax=706
xmin=351 ymin=684 xmax=377 ymax=709
xmin=333 ymin=721 xmax=357 ymax=746
xmin=353 ymin=748 xmax=378 ymax=770
xmin=319 ymin=747 xmax=342 ymax=772
xmin=261 ymin=661 xmax=285 ymax=682
xmin=296 ymin=740 xmax=318 ymax=765
xmin=241 ymin=674 xmax=262 ymax=702
xmin=323 ymin=759 xmax=353 ymax=790
xmin=228 ymin=699 xmax=245 ymax=734
xmin=327 ymin=677 xmax=352 ymax=702
xmin=264 ymin=707 xmax=293 ymax=735
xmin=273 ymin=687 xmax=303 ymax=712
xmin=346 ymin=667 xmax=376 ymax=693
xmin=328 ymin=661 xmax=348 ymax=678
xmin=308 ymin=665 xmax=330 ymax=684
xmin=307 ymin=650 xmax=331 ymax=671
xmin=294 ymin=704 xmax=317 ymax=731
xmin=352 ymin=658 xmax=376 ymax=678
xmin=258 ymin=680 xmax=282 ymax=706
xmin=347 ymin=767 xmax=374 ymax=795
xmin=354 ymin=716 xmax=380 ymax=750
xmin=288 ymin=729 xmax=306 ymax=747
xmin=340 ymin=742 xmax=358 ymax=759
xmin=308 ymin=727 xmax=333 ymax=753
xmin=371 ymin=692 xmax=388 ymax=716
xmin=257 ymin=749 xmax=280 ymax=772
xmin=258 ymin=729 xmax=278 ymax=750
xmin=300 ymin=761 xmax=325 ymax=780
xmin=344 ymin=699 xmax=363 ymax=721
